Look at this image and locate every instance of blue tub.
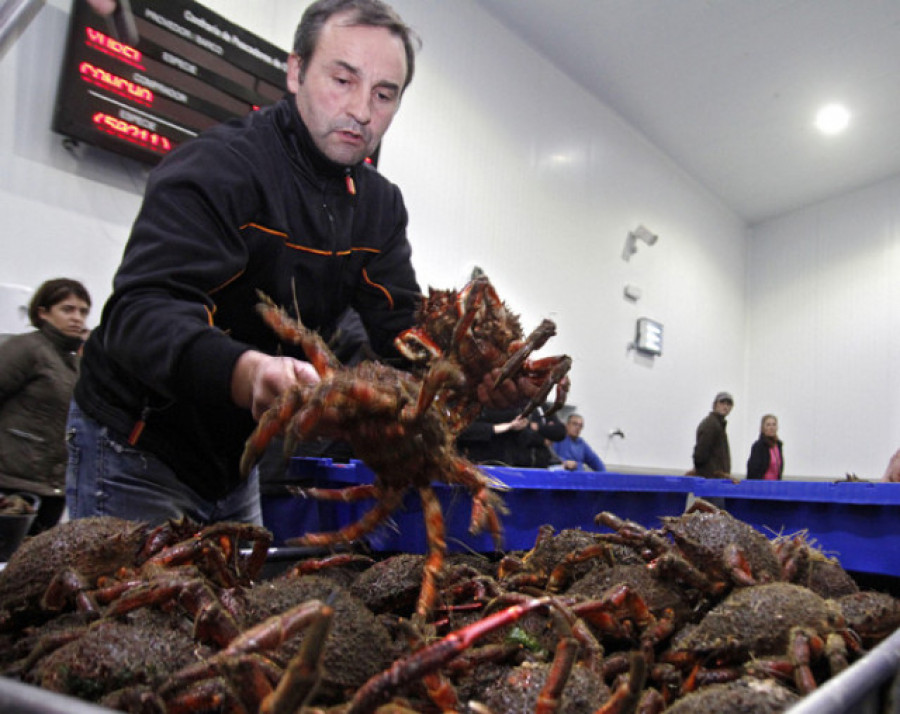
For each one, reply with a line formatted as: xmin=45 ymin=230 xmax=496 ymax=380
xmin=692 ymin=478 xmax=900 ymax=577
xmin=261 ymin=458 xmax=702 ymax=552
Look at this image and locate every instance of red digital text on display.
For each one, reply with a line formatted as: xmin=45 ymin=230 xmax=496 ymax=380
xmin=84 ymin=27 xmax=144 ymax=70
xmin=93 ymin=112 xmax=173 ymax=155
xmin=79 ymin=62 xmax=153 ymax=105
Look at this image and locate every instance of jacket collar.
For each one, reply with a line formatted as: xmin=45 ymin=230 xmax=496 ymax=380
xmin=40 ymin=322 xmax=82 ymax=358
xmin=710 ymin=411 xmax=727 ymax=426
xmin=276 ymin=95 xmax=359 ymax=183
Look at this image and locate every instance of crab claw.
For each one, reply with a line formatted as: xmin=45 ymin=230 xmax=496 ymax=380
xmin=494 ymin=319 xmax=558 ymax=389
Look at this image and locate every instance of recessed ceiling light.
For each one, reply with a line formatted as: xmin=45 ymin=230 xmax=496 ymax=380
xmin=815 ymin=103 xmax=850 ymax=135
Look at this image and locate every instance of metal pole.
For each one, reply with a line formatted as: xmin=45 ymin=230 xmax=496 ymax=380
xmin=0 ymin=0 xmax=45 ymax=62
xmin=787 ymin=626 xmax=900 ymax=714
xmin=0 ymin=675 xmax=118 ymax=714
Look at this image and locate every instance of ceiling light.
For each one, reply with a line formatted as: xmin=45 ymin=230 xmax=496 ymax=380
xmin=815 ymin=104 xmax=850 ymax=135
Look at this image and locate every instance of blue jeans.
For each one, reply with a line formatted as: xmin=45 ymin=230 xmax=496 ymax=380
xmin=65 ymin=401 xmax=262 ymax=526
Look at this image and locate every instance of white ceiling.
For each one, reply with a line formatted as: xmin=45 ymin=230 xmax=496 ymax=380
xmin=474 ymin=0 xmax=900 ymax=225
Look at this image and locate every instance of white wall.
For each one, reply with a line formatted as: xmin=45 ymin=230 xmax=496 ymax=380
xmin=747 ymin=176 xmax=900 ymax=479
xmin=1 ymin=1 xmax=749 ymax=473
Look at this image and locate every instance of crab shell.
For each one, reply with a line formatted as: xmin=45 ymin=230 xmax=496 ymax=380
xmin=663 ymin=676 xmax=800 ymax=714
xmin=669 ymin=582 xmax=844 ymax=661
xmin=480 ymin=661 xmax=609 ymax=714
xmin=837 ymin=591 xmax=900 ymax=648
xmin=0 ymin=517 xmax=153 ymax=623
xmin=661 ymin=509 xmax=783 ymax=584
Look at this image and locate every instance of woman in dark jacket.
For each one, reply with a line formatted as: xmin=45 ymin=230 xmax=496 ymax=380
xmin=0 ymin=279 xmax=91 ymax=532
xmin=746 ymin=413 xmax=784 ymax=480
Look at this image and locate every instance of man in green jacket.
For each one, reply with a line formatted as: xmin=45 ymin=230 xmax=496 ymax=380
xmin=692 ymin=391 xmax=734 ymax=478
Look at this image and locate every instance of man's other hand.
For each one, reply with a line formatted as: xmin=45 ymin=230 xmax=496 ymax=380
xmin=231 ymin=351 xmax=320 ymax=420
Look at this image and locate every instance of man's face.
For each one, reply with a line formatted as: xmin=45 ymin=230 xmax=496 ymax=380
xmin=714 ymin=400 xmax=733 ymax=417
xmin=287 ymin=13 xmax=407 ymax=166
xmin=566 ymin=417 xmax=584 ymax=439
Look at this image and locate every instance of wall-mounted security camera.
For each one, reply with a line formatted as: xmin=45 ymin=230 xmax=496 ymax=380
xmin=622 ymin=225 xmax=659 ymax=261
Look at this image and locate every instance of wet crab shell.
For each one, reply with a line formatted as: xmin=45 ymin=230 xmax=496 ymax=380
xmin=479 ymin=660 xmax=609 ymax=714
xmin=30 ymin=609 xmax=200 ymax=702
xmin=661 ymin=509 xmax=783 ymax=584
xmin=519 ymin=528 xmax=612 ymax=583
xmin=241 ymin=575 xmax=394 ymax=701
xmin=349 ymin=554 xmax=426 ymax=617
xmin=837 ymin=591 xmax=900 ymax=648
xmin=803 ymin=556 xmax=860 ymax=599
xmin=663 ymin=676 xmax=800 ymax=713
xmin=669 ymin=582 xmax=843 ymax=661
xmin=567 ymin=562 xmax=694 ymax=626
xmin=0 ymin=518 xmax=152 ymax=624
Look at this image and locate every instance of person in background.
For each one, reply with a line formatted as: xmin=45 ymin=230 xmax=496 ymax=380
xmin=554 ymin=413 xmax=605 ymax=471
xmin=457 ymin=406 xmax=565 ymax=468
xmin=0 ymin=279 xmax=91 ymax=533
xmin=746 ymin=413 xmax=784 ymax=480
xmin=881 ymin=449 xmax=900 ymax=482
xmin=692 ymin=391 xmax=734 ymax=478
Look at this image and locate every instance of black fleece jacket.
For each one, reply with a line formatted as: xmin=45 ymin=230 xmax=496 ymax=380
xmin=74 ymin=97 xmax=420 ymax=500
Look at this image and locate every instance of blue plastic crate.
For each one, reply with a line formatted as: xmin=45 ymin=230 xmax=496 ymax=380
xmin=262 ymin=458 xmax=702 ymax=553
xmin=260 ymin=458 xmax=366 ymax=546
xmin=692 ymin=479 xmax=900 ymax=577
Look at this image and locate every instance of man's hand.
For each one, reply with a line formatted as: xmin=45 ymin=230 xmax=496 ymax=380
xmin=476 ymin=368 xmax=540 ymax=412
xmin=563 ymin=459 xmax=578 ymax=471
xmin=231 ymin=351 xmax=319 ymax=420
xmin=87 ymin=0 xmax=117 ymax=14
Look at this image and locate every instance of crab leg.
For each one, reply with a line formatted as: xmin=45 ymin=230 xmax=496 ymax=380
xmin=537 ymin=634 xmax=579 ymax=714
xmin=260 ymin=600 xmax=335 ymax=714
xmin=188 ymin=522 xmax=273 ymax=583
xmin=346 ymin=597 xmax=552 ymax=714
xmin=534 ymin=355 xmax=573 ymax=418
xmin=494 ymin=318 xmax=557 ymax=389
xmin=451 ymin=277 xmax=495 ymax=347
xmin=288 ymin=484 xmax=380 ymax=502
xmin=401 ymin=359 xmax=464 ymax=423
xmin=241 ymin=387 xmax=307 ymax=477
xmin=416 ymin=485 xmax=447 ymax=618
xmin=254 ymin=291 xmax=340 ymax=377
xmin=287 ymin=488 xmax=405 ymax=548
xmin=593 ymin=651 xmax=648 ymax=714
xmin=517 ymin=355 xmax=572 ymax=420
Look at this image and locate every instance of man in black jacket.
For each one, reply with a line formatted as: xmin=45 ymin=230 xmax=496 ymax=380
xmin=692 ymin=391 xmax=734 ymax=478
xmin=66 ymin=0 xmax=429 ymax=526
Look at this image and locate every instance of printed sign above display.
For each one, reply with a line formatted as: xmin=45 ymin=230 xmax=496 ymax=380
xmin=52 ymin=0 xmax=287 ymax=165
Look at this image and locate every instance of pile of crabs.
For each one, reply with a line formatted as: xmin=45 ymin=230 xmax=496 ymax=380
xmin=2 ymin=276 xmax=896 ymax=712
xmin=1 ymin=499 xmax=900 ymax=714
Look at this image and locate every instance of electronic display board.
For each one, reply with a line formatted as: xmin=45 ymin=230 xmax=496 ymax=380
xmin=52 ymin=0 xmax=288 ymax=165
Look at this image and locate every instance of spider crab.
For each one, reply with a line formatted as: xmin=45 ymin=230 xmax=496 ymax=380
xmin=595 ymin=498 xmax=785 ymax=598
xmin=0 ymin=516 xmax=271 ymax=632
xmin=394 ymin=275 xmax=572 ymax=433
xmin=240 ymin=276 xmax=570 ymax=619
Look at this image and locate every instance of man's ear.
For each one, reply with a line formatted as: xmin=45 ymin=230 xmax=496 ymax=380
xmin=286 ymin=53 xmax=303 ymax=93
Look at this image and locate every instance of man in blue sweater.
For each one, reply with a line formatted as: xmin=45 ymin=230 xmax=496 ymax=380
xmin=554 ymin=413 xmax=605 ymax=471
